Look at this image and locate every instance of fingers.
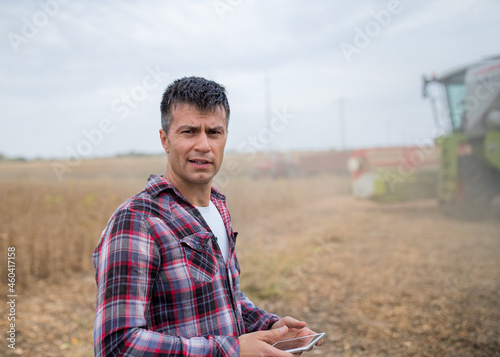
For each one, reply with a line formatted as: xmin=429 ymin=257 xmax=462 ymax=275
xmin=284 ymin=316 xmax=307 ymax=329
xmin=273 ymin=316 xmax=307 ymax=330
xmin=268 ymin=316 xmax=324 ymax=355
xmin=262 ymin=325 xmax=289 ymax=344
xmin=239 ymin=329 xmax=294 ymax=357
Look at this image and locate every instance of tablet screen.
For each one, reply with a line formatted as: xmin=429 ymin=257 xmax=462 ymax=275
xmin=272 ymin=333 xmax=324 ymax=353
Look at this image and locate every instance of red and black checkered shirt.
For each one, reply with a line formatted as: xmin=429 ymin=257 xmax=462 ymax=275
xmin=92 ymin=174 xmax=280 ymax=356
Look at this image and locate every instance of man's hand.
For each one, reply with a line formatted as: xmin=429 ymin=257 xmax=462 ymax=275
xmin=271 ymin=316 xmax=324 ymax=349
xmin=238 ymin=326 xmax=296 ymax=357
xmin=238 ymin=317 xmax=324 ymax=356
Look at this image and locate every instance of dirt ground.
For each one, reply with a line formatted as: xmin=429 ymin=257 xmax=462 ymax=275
xmin=1 ymin=172 xmax=499 ymax=356
xmin=270 ymin=196 xmax=500 ymax=357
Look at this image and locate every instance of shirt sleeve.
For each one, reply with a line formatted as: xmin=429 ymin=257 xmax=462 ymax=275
xmin=93 ymin=209 xmax=240 ymax=357
xmin=239 ymin=292 xmax=281 ymax=333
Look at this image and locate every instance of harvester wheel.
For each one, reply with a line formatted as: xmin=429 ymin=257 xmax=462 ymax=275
xmin=447 ymin=156 xmax=496 ymax=219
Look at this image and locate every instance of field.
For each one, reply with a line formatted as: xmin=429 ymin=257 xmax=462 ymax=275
xmin=1 ymin=154 xmax=499 ymax=356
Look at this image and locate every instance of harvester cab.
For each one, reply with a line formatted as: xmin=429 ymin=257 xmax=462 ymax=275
xmin=423 ymin=55 xmax=500 ymax=218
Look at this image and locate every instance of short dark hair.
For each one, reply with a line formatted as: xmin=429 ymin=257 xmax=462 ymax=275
xmin=160 ymin=76 xmax=230 ymax=134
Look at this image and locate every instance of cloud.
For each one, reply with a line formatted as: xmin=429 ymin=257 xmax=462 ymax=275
xmin=0 ymin=0 xmax=499 ymax=158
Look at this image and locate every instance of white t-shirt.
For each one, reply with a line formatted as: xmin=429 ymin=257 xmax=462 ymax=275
xmin=195 ymin=201 xmax=230 ymax=263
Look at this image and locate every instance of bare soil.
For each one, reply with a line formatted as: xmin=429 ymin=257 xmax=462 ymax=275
xmin=1 ymin=172 xmax=499 ymax=356
xmin=268 ymin=196 xmax=500 ymax=357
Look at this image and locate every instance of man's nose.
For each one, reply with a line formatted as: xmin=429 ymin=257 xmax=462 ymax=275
xmin=195 ymin=132 xmax=211 ymax=152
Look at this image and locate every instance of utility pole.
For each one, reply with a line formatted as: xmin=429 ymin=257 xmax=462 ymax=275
xmin=386 ymin=120 xmax=391 ymax=146
xmin=265 ymin=74 xmax=272 ymax=152
xmin=338 ymin=97 xmax=346 ymax=150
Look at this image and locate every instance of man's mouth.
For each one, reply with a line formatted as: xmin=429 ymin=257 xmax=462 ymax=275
xmin=189 ymin=158 xmax=212 ymax=165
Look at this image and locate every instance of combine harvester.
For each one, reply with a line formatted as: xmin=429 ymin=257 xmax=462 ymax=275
xmin=424 ymin=55 xmax=500 ymax=218
xmin=348 ymin=146 xmax=439 ymax=202
xmin=349 ymin=55 xmax=500 ymax=218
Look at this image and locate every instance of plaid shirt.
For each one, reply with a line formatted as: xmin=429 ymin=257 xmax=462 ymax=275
xmin=92 ymin=174 xmax=279 ymax=356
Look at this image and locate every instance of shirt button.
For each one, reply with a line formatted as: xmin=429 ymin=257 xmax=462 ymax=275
xmin=196 ymin=244 xmax=203 ymax=250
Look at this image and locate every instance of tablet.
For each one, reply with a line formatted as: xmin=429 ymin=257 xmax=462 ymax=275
xmin=272 ymin=332 xmax=325 ymax=353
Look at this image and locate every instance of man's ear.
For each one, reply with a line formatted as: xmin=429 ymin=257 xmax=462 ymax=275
xmin=159 ymin=129 xmax=169 ymax=154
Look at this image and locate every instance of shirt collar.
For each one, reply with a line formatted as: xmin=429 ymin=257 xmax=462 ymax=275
xmin=145 ymin=174 xmax=226 ymax=202
xmin=145 ymin=174 xmax=176 ymax=197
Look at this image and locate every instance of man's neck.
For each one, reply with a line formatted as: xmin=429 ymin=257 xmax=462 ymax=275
xmin=164 ymin=173 xmax=212 ymax=207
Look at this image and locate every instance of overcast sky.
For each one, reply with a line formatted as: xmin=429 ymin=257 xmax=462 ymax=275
xmin=1 ymin=0 xmax=499 ymax=160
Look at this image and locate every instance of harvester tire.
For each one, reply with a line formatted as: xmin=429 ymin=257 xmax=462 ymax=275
xmin=447 ymin=156 xmax=496 ymax=220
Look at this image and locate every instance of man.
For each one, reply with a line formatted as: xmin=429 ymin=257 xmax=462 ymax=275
xmin=93 ymin=76 xmax=322 ymax=356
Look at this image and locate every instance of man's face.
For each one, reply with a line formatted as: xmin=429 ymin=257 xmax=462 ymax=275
xmin=160 ymin=103 xmax=227 ymax=190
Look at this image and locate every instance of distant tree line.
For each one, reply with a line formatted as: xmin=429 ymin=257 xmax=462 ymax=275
xmin=0 ymin=153 xmax=27 ymax=162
